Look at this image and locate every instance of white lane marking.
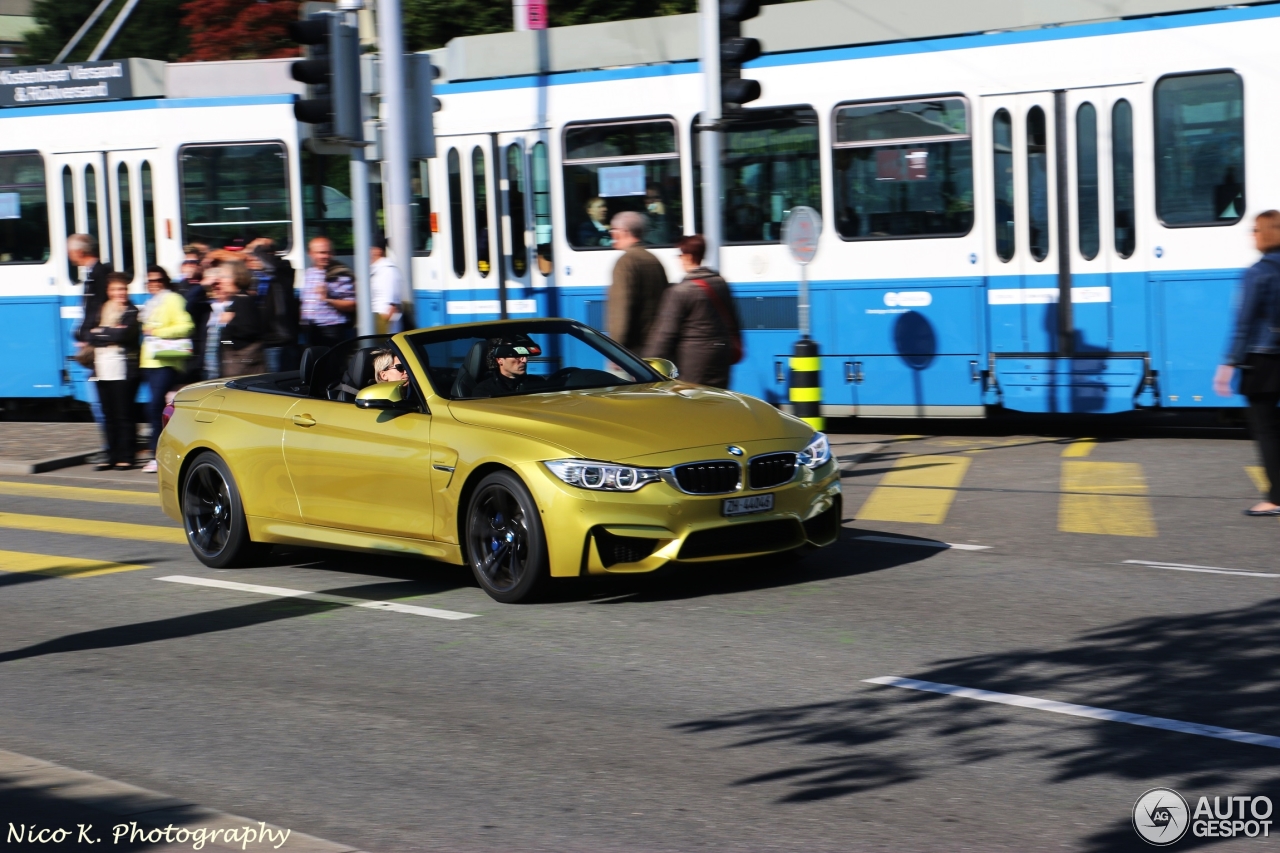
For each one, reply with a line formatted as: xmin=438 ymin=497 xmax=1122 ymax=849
xmin=157 ymin=575 xmax=479 ymax=620
xmin=865 ymin=676 xmax=1280 ymax=750
xmin=1123 ymin=559 xmax=1280 ymax=578
xmin=853 ymin=534 xmax=990 ymax=551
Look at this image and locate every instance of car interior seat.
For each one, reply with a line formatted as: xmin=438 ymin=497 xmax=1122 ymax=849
xmin=329 ymin=347 xmax=380 ymax=402
xmin=298 ymin=345 xmax=331 ymax=394
xmin=450 ymin=340 xmax=490 ymax=398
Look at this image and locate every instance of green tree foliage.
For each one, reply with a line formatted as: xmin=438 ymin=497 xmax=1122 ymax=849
xmin=20 ymin=0 xmax=188 ymax=64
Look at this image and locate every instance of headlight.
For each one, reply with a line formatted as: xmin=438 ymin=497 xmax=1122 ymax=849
xmin=544 ymin=459 xmax=663 ymax=492
xmin=798 ymin=432 xmax=832 ymax=469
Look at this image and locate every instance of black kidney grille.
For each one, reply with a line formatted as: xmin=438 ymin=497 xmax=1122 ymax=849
xmin=749 ymin=452 xmax=798 ymax=490
xmin=672 ymin=461 xmax=740 ymax=494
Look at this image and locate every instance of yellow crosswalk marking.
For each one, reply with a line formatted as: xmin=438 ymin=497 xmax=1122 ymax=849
xmin=0 ymin=549 xmax=148 ymax=578
xmin=1062 ymin=438 xmax=1097 ymax=458
xmin=855 ymin=455 xmax=971 ymax=525
xmin=0 ymin=512 xmax=184 ymax=544
xmin=0 ymin=480 xmax=157 ymax=506
xmin=1247 ymin=466 xmax=1269 ymax=495
xmin=1059 ymin=461 xmax=1156 ymax=537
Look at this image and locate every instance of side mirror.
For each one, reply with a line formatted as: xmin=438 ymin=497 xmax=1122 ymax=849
xmin=356 ymin=381 xmax=412 ymax=410
xmin=645 ymin=358 xmax=679 ymax=380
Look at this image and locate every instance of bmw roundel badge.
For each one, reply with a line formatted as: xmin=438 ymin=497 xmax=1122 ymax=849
xmin=727 ymin=445 xmax=744 ymax=457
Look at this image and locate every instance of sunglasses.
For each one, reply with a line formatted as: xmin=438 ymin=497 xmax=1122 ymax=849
xmin=385 ymin=363 xmax=405 ymax=372
xmin=147 ymin=277 xmax=165 ymax=284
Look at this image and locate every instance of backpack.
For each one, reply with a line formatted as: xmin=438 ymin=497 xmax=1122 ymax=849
xmin=693 ymin=278 xmax=744 ymax=364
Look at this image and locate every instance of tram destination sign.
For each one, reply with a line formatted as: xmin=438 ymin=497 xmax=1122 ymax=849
xmin=0 ymin=59 xmax=164 ymax=108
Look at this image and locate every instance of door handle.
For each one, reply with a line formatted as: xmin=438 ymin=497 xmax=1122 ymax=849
xmin=292 ymin=414 xmax=317 ymax=427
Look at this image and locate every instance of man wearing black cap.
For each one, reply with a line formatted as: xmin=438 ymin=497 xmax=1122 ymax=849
xmin=472 ymin=337 xmax=546 ymax=397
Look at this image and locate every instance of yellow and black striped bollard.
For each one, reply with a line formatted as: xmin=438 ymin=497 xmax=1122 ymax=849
xmin=789 ymin=338 xmax=823 ymax=430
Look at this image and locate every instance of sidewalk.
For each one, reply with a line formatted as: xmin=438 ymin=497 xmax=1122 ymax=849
xmin=0 ymin=423 xmax=103 ymax=476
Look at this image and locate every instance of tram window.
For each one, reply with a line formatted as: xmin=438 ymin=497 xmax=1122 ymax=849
xmin=62 ymin=165 xmax=75 ymax=279
xmin=564 ymin=119 xmax=680 ymax=249
xmin=506 ymin=145 xmax=528 ymax=277
xmin=531 ymin=142 xmax=553 ymax=273
xmin=301 ymin=149 xmax=351 ymax=255
xmin=411 ymin=159 xmax=432 ymax=255
xmin=1076 ymin=102 xmax=1100 ymax=261
xmin=180 ymin=143 xmax=291 ymax=251
xmin=84 ymin=164 xmax=99 ymax=251
xmin=0 ymin=153 xmax=49 ymax=264
xmin=694 ymin=107 xmax=821 ymax=243
xmin=993 ymin=109 xmax=1014 ymax=261
xmin=141 ymin=161 xmax=157 ymax=267
xmin=1112 ymin=100 xmax=1136 ymax=257
xmin=447 ymin=148 xmax=465 ymax=277
xmin=831 ymin=97 xmax=973 ymax=240
xmin=1155 ymin=71 xmax=1243 ymax=226
xmin=117 ymin=162 xmax=135 ymax=279
xmin=1027 ymin=106 xmax=1049 ymax=262
xmin=472 ymin=146 xmax=490 ymax=277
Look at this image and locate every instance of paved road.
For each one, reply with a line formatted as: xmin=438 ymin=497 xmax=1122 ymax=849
xmin=0 ymin=431 xmax=1277 ymax=852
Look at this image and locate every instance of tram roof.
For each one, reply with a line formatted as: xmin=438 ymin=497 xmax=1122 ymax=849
xmin=443 ymin=0 xmax=1280 ymax=83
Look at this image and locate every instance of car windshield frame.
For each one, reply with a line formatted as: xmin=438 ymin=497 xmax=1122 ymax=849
xmin=406 ymin=320 xmax=665 ymax=400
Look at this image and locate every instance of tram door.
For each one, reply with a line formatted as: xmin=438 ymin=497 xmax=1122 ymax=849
xmin=496 ymin=133 xmax=555 ymax=313
xmin=104 ymin=150 xmax=160 ymax=289
xmin=981 ymin=92 xmax=1062 ymax=356
xmin=49 ymin=152 xmax=112 ymax=400
xmin=439 ymin=135 xmax=500 ymax=320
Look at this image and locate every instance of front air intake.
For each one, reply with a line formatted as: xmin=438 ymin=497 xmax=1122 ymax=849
xmin=671 ymin=461 xmax=740 ymax=494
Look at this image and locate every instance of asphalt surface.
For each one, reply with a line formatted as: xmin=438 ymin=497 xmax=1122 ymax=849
xmin=0 ymin=429 xmax=1278 ymax=852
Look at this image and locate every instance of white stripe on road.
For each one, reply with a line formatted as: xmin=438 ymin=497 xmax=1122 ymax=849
xmin=157 ymin=575 xmax=479 ymax=620
xmin=1123 ymin=559 xmax=1280 ymax=578
xmin=853 ymin=534 xmax=990 ymax=551
xmin=865 ymin=676 xmax=1280 ymax=750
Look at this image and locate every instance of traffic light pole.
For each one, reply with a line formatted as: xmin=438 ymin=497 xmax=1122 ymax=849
xmin=377 ymin=0 xmax=414 ymax=302
xmin=699 ymin=0 xmax=723 ymax=271
xmin=350 ymin=145 xmax=374 ymax=336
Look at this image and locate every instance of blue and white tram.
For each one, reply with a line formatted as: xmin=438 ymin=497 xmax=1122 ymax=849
xmin=0 ymin=0 xmax=1274 ymax=417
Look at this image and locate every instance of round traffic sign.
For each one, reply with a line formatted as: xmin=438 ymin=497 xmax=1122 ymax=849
xmin=781 ymin=205 xmax=821 ymax=265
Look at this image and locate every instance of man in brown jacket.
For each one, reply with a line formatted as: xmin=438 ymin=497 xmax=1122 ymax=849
xmin=646 ymin=234 xmax=741 ymax=388
xmin=606 ymin=211 xmax=670 ymax=351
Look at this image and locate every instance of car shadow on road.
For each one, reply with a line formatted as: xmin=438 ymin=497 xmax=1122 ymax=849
xmin=673 ymin=595 xmax=1280 ymax=851
xmin=559 ymin=528 xmax=940 ymax=604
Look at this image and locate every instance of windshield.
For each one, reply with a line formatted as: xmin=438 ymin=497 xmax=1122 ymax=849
xmin=407 ymin=320 xmax=664 ymax=400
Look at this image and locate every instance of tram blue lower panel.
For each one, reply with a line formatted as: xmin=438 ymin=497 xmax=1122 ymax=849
xmin=994 ymin=357 xmax=1145 ymax=414
xmin=1153 ymin=270 xmax=1241 ymax=407
xmin=1 ymin=298 xmax=66 ymax=398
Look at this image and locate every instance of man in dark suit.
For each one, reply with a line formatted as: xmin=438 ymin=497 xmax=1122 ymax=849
xmin=67 ymin=234 xmax=112 ymax=460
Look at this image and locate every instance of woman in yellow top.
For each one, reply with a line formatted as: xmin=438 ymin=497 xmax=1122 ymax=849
xmin=140 ymin=265 xmax=194 ymax=473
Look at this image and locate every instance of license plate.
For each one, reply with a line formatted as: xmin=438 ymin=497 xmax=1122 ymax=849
xmin=722 ymin=493 xmax=774 ymax=517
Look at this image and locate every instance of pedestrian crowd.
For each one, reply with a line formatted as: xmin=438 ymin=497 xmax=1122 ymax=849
xmin=68 ymin=232 xmax=404 ymax=473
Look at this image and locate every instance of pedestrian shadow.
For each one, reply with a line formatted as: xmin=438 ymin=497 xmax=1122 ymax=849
xmin=673 ymin=595 xmax=1280 ymax=850
xmin=0 ymin=574 xmax=469 ymax=667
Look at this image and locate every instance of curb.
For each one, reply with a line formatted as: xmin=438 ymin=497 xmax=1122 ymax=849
xmin=0 ymin=452 xmax=95 ymax=476
xmin=0 ymin=747 xmax=362 ymax=852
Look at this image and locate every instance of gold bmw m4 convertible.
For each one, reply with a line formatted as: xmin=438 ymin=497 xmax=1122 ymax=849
xmin=157 ymin=319 xmax=841 ymax=602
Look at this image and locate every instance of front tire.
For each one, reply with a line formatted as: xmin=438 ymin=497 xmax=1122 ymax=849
xmin=465 ymin=470 xmax=548 ymax=603
xmin=180 ymin=451 xmax=259 ymax=568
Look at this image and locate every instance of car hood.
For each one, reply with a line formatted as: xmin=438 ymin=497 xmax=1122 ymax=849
xmin=447 ymin=382 xmax=811 ymax=461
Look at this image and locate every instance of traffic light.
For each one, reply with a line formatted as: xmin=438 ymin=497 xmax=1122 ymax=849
xmin=720 ymin=0 xmax=761 ymax=115
xmin=289 ymin=11 xmax=362 ymax=145
xmin=407 ymin=53 xmax=442 ymax=160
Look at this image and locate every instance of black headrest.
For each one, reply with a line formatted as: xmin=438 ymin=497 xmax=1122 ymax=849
xmin=451 ymin=340 xmax=490 ymax=398
xmin=346 ymin=347 xmax=379 ymax=390
xmin=300 ymin=345 xmax=330 ymax=387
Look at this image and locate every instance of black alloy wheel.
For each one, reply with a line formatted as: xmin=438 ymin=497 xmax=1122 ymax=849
xmin=181 ymin=451 xmax=258 ymax=568
xmin=465 ymin=471 xmax=548 ymax=603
